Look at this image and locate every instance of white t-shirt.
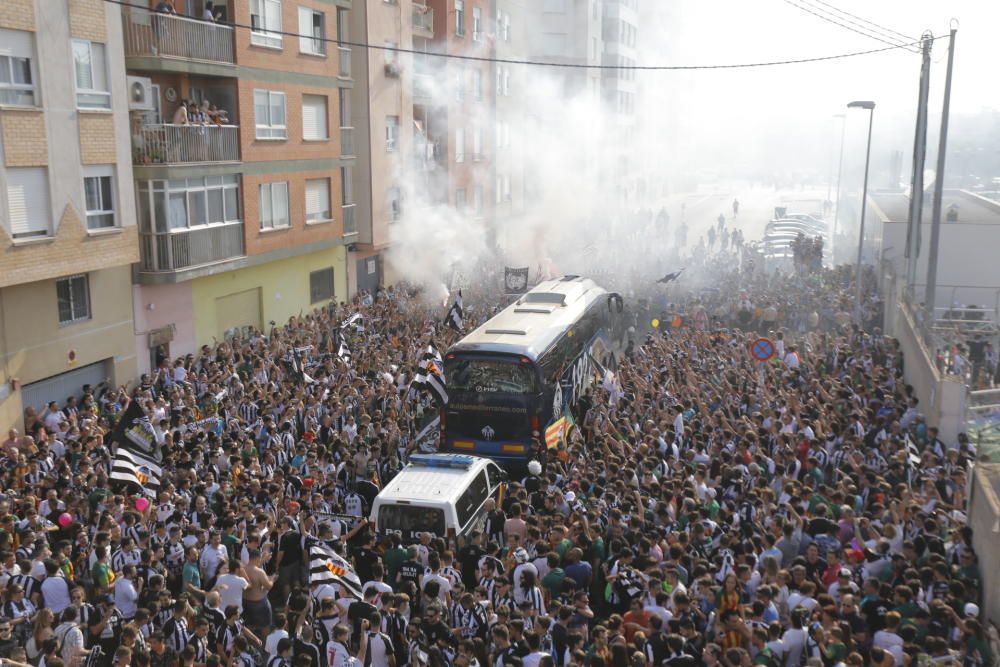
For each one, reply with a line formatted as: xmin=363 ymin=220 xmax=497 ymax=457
xmin=215 ymin=573 xmax=250 ymax=611
xmin=265 ymin=630 xmax=289 ymax=658
xmin=114 ymin=577 xmax=139 ymax=618
xmin=41 ymin=575 xmax=72 ymax=615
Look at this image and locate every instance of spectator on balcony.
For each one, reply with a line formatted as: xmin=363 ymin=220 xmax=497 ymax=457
xmin=154 ymin=0 xmax=176 ymax=13
xmin=171 ymin=101 xmax=189 ymax=126
xmin=202 ymin=1 xmax=219 ymax=22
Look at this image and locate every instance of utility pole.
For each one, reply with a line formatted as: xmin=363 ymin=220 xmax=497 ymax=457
xmin=925 ymin=27 xmax=957 ymax=324
xmin=832 ymin=113 xmax=846 ymax=261
xmin=904 ymin=33 xmax=934 ymax=294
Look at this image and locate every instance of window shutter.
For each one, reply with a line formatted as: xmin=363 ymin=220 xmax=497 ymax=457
xmin=302 ymin=95 xmax=326 ymax=140
xmin=274 ymin=182 xmax=289 ymax=227
xmin=7 ymin=169 xmax=49 ymax=237
xmin=298 ymin=7 xmax=312 ymax=52
xmin=265 ymin=0 xmax=281 ymax=32
xmin=305 ymin=179 xmax=329 ymax=219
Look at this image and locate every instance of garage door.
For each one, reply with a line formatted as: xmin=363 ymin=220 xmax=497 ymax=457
xmin=215 ymin=288 xmax=262 ymax=340
xmin=21 ymin=359 xmax=110 ymax=415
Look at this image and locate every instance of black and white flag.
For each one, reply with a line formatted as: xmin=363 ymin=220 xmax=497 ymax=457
xmin=656 ymin=269 xmax=685 ymax=284
xmin=337 ymin=339 xmax=352 ymax=363
xmin=307 ymin=540 xmax=363 ymax=599
xmin=504 ymin=267 xmax=529 ymax=294
xmin=110 ymin=446 xmax=163 ymax=496
xmin=415 ymin=414 xmax=441 ymax=453
xmin=110 ymin=400 xmax=160 ymax=461
xmin=445 ymin=290 xmax=464 ymax=332
xmin=412 ymin=345 xmax=448 ymax=405
xmin=286 ymin=350 xmax=316 ymax=384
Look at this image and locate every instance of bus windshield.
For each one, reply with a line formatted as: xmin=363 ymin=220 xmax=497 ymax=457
xmin=445 ymin=356 xmax=539 ymax=394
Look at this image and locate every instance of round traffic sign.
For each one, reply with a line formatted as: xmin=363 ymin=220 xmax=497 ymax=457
xmin=750 ymin=337 xmax=776 ymax=362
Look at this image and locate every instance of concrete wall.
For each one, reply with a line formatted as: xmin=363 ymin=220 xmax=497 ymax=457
xmin=190 ymin=245 xmax=346 ymax=348
xmin=967 ymin=464 xmax=1000 ymax=627
xmin=0 ymin=265 xmax=138 ymax=431
xmin=132 ymin=282 xmax=197 ymax=375
xmin=893 ymin=298 xmax=966 ymax=443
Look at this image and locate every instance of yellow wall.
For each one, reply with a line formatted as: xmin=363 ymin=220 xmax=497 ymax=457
xmin=0 ymin=265 xmax=137 ymax=431
xmin=191 ymin=246 xmax=347 ymax=348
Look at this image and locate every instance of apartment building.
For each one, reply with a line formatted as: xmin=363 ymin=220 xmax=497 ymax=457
xmin=121 ymin=0 xmax=354 ymax=373
xmin=491 ymin=0 xmax=524 ymax=246
xmin=601 ymin=0 xmax=639 ymax=205
xmin=0 ymin=0 xmax=139 ymax=430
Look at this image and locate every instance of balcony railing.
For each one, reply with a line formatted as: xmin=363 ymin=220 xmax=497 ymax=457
xmin=133 ymin=124 xmax=240 ymax=165
xmin=338 ymin=47 xmax=351 ymax=77
xmin=412 ymin=5 xmax=434 ymax=35
xmin=122 ymin=11 xmax=235 ymax=65
xmin=340 ymin=126 xmax=354 ymax=157
xmin=342 ymin=204 xmax=357 ymax=234
xmin=139 ymin=222 xmax=245 ymax=272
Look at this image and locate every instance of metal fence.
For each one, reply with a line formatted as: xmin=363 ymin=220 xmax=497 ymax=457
xmin=340 ymin=127 xmax=354 ymax=157
xmin=338 ymin=47 xmax=351 ymax=77
xmin=342 ymin=204 xmax=356 ymax=234
xmin=133 ymin=124 xmax=239 ymax=165
xmin=139 ymin=222 xmax=245 ymax=272
xmin=122 ymin=11 xmax=235 ymax=64
xmin=412 ymin=5 xmax=434 ymax=34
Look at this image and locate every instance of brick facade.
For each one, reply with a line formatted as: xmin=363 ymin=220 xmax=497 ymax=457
xmin=0 ymin=110 xmax=48 ymax=167
xmin=78 ymin=112 xmax=118 ymax=164
xmin=0 ymin=0 xmax=35 ymax=32
xmin=68 ymin=0 xmax=106 ymax=42
xmin=237 ymin=81 xmax=341 ymax=163
xmin=243 ymin=168 xmax=345 ymax=257
xmin=0 ymin=205 xmax=140 ymax=288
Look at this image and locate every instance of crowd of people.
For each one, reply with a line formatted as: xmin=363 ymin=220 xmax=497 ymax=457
xmin=1 ymin=238 xmax=995 ymax=667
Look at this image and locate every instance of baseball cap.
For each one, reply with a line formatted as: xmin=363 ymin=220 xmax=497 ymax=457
xmin=839 ymin=568 xmax=852 ymax=578
xmin=964 ymin=603 xmax=979 ymax=618
xmin=100 ymin=593 xmax=114 ymax=605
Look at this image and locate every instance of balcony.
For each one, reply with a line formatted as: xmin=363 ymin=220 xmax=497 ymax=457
xmin=343 ymin=204 xmax=357 ymax=234
xmin=338 ymin=47 xmax=351 ymax=78
xmin=122 ymin=11 xmax=235 ymax=66
xmin=412 ymin=5 xmax=434 ymax=37
xmin=133 ymin=124 xmax=240 ymax=165
xmin=139 ymin=222 xmax=245 ymax=273
xmin=340 ymin=127 xmax=355 ymax=157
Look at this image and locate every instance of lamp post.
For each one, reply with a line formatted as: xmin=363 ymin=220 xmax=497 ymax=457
xmin=848 ymin=100 xmax=875 ymax=327
xmin=832 ymin=113 xmax=846 ymax=261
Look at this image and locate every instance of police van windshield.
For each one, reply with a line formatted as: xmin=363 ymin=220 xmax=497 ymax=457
xmin=445 ymin=356 xmax=539 ymax=394
xmin=378 ymin=505 xmax=445 ymax=537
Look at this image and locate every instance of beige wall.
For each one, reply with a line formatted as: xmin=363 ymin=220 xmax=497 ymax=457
xmin=0 ymin=265 xmax=137 ymax=431
xmin=968 ymin=464 xmax=1000 ymax=626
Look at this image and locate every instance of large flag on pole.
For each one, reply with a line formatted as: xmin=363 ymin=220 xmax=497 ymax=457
xmin=307 ymin=540 xmax=363 ymax=599
xmin=412 ymin=345 xmax=448 ymax=405
xmin=445 ymin=290 xmax=464 ymax=332
xmin=110 ymin=400 xmax=160 ymax=461
xmin=110 ymin=446 xmax=163 ymax=496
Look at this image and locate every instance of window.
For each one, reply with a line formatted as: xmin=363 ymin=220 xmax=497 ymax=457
xmin=250 ymin=0 xmax=282 ymax=48
xmin=456 ymin=471 xmax=489 ymax=529
xmin=57 ymin=275 xmax=91 ymax=325
xmin=309 ymin=268 xmax=335 ymax=303
xmin=385 ymin=115 xmax=399 ymax=152
xmin=83 ymin=166 xmax=116 ymax=230
xmin=338 ymin=88 xmax=351 ymax=127
xmin=71 ymin=40 xmax=110 ymax=109
xmin=502 ymin=68 xmax=510 ymax=96
xmin=6 ymin=167 xmax=49 ymax=239
xmin=472 ymin=69 xmax=482 ymax=101
xmin=259 ymin=181 xmax=289 ymax=229
xmin=384 ymin=40 xmax=398 ymax=65
xmin=298 ymin=7 xmax=326 ymax=55
xmin=0 ymin=29 xmax=37 ymax=107
xmin=305 ymin=178 xmax=331 ymax=222
xmin=455 ymin=67 xmax=465 ymax=100
xmin=472 ymin=7 xmax=482 ymax=40
xmin=495 ymin=67 xmax=502 ymax=95
xmin=502 ymin=174 xmax=511 ymax=201
xmin=137 ymin=176 xmax=240 ymax=232
xmin=254 ymin=89 xmax=287 ymax=139
xmin=473 ymin=185 xmax=483 ymax=213
xmin=341 ymin=166 xmax=354 ymax=205
xmin=455 ymin=0 xmax=465 ymax=36
xmin=455 ymin=188 xmax=466 ymax=211
xmin=301 ymin=94 xmax=328 ymax=140
xmin=454 ymin=127 xmax=465 ymax=162
xmin=472 ymin=125 xmax=482 ymax=160
xmin=503 ymin=13 xmax=510 ymax=41
xmin=388 ymin=186 xmax=401 ymax=221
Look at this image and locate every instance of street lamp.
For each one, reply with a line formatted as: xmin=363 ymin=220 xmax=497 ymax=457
xmin=832 ymin=113 xmax=846 ymax=262
xmin=848 ymin=100 xmax=875 ymax=326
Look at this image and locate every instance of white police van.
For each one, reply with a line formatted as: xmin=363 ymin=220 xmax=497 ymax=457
xmin=369 ymin=454 xmax=507 ymax=543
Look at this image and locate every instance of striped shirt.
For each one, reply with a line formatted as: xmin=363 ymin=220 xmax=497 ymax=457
xmin=162 ymin=616 xmax=189 ymax=653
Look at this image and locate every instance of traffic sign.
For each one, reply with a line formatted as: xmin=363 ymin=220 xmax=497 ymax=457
xmin=750 ymin=337 xmax=776 ymax=362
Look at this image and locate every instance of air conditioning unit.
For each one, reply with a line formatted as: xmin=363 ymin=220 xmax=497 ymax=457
xmin=127 ymin=76 xmax=154 ymax=111
xmin=384 ymin=63 xmax=401 ymax=78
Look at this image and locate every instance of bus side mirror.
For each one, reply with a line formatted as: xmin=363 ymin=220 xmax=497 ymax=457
xmin=608 ymin=293 xmax=623 ymax=314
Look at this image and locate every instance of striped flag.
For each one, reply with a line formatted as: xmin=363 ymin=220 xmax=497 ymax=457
xmin=307 ymin=540 xmax=363 ymax=599
xmin=412 ymin=345 xmax=448 ymax=405
xmin=110 ymin=446 xmax=163 ymax=496
xmin=445 ymin=290 xmax=464 ymax=332
xmin=545 ymin=416 xmax=567 ymax=449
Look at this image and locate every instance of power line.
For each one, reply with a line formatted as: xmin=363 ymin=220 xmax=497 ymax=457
xmin=808 ymin=0 xmax=916 ymax=43
xmin=780 ymin=0 xmax=920 ymax=53
xmin=107 ymin=0 xmax=932 ymax=71
xmin=795 ymin=0 xmax=917 ymax=48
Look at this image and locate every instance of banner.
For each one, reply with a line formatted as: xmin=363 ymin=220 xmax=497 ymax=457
xmin=111 ymin=400 xmax=159 ymax=460
xmin=504 ymin=267 xmax=530 ymax=294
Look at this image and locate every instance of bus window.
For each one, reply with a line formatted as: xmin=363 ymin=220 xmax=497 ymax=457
xmin=378 ymin=505 xmax=445 ymax=538
xmin=445 ymin=357 xmax=539 ymax=394
xmin=455 ymin=470 xmax=489 ymax=529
